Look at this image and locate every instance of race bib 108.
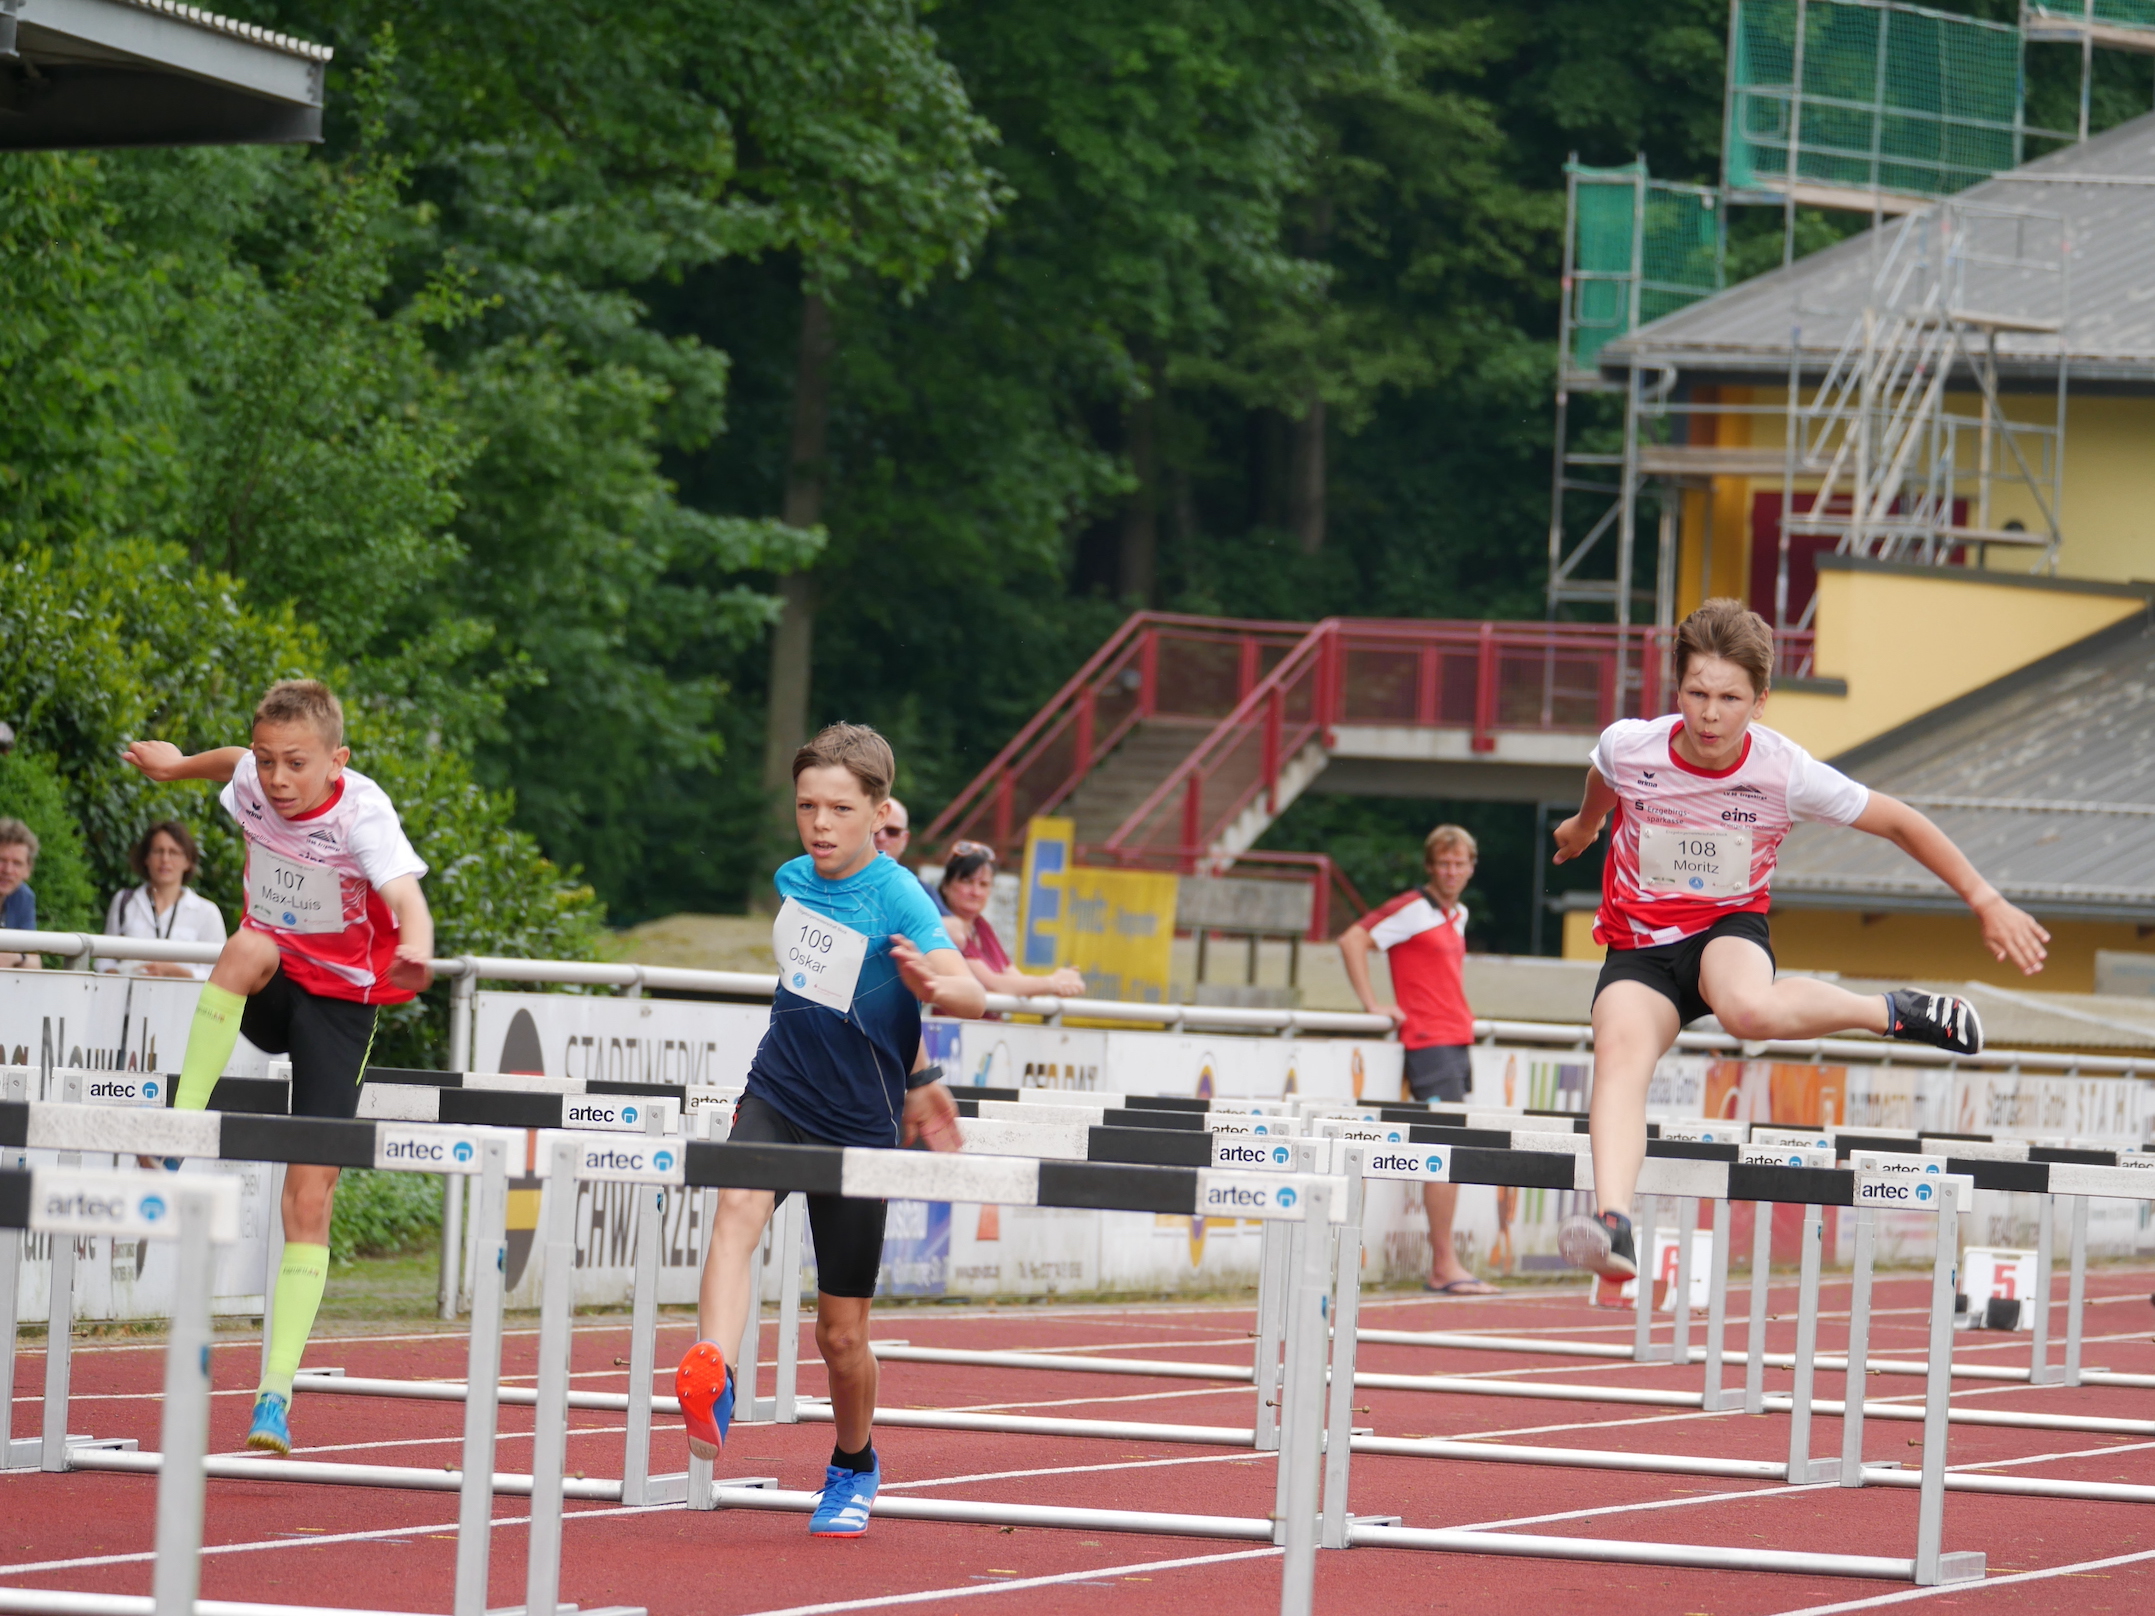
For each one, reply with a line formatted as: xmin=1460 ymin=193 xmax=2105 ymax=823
xmin=773 ymin=897 xmax=869 ymax=1014
xmin=1637 ymin=823 xmax=1752 ymax=899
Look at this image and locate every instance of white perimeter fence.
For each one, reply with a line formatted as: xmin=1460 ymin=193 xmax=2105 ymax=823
xmin=4 ymin=928 xmax=2153 ymax=1320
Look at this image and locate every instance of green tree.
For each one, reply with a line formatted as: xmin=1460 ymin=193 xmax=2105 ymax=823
xmin=0 ymin=752 xmax=100 ymax=941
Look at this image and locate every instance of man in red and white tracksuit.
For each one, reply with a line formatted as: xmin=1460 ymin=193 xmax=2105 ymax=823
xmin=1340 ymin=824 xmax=1499 ymax=1295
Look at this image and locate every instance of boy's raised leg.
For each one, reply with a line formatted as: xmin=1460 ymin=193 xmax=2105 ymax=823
xmin=174 ymin=931 xmax=280 ymax=1109
xmin=249 ymin=1164 xmax=338 ymax=1453
xmin=680 ymin=1188 xmax=774 ymax=1461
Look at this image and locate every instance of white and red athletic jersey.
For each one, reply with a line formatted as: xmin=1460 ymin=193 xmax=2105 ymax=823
xmin=221 ymin=753 xmax=428 ymax=1004
xmin=1361 ymin=889 xmax=1473 ymax=1047
xmin=1589 ymin=718 xmax=1868 ymax=950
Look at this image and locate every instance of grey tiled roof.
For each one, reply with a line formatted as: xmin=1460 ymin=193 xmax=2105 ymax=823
xmin=1774 ymin=614 xmax=2155 ymax=920
xmin=1600 ymin=112 xmax=2155 ymax=388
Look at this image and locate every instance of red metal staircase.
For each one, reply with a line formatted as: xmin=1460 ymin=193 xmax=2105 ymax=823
xmin=922 ymin=611 xmax=1814 ymax=930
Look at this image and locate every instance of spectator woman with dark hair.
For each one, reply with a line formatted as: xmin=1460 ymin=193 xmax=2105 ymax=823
xmin=101 ymin=820 xmax=225 ymax=979
xmin=939 ymin=842 xmax=1086 ymax=1004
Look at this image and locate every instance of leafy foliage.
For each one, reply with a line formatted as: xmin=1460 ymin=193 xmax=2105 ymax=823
xmin=9 ymin=0 xmax=2143 ymax=956
xmin=328 ymin=1167 xmax=444 ymax=1266
xmin=0 ymin=752 xmax=100 ymax=940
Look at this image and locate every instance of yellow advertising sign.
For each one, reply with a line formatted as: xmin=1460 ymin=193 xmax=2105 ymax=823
xmin=1017 ymin=817 xmax=1075 ymax=971
xmin=1059 ymin=866 xmax=1177 ymax=1006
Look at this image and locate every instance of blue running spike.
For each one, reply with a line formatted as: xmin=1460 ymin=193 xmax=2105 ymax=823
xmin=809 ymin=1459 xmax=879 ymax=1537
xmin=245 ymin=1392 xmax=291 ymax=1455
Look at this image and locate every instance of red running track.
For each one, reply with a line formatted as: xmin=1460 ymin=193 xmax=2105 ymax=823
xmin=5 ymin=1268 xmax=2155 ymax=1616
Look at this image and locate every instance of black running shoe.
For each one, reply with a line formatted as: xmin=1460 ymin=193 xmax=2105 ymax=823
xmin=1558 ymin=1209 xmax=1637 ymax=1280
xmin=1884 ymin=989 xmax=1982 ymax=1056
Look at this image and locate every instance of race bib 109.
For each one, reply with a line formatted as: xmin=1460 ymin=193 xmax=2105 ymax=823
xmin=246 ymin=847 xmax=344 ymax=933
xmin=773 ymin=897 xmax=868 ymax=1015
xmin=1637 ymin=823 xmax=1752 ymax=899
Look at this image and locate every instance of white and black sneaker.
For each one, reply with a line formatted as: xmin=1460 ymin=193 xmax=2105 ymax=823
xmin=1558 ymin=1210 xmax=1637 ymax=1280
xmin=1885 ymin=989 xmax=1982 ymax=1056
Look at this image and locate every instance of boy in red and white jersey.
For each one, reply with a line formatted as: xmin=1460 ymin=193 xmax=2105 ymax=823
xmin=125 ymin=679 xmax=433 ymax=1452
xmin=1341 ymin=824 xmax=1499 ymax=1295
xmin=1550 ymin=600 xmax=2049 ymax=1280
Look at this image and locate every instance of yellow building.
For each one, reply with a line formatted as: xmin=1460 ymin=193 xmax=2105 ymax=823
xmin=1562 ymin=116 xmax=2155 ymax=992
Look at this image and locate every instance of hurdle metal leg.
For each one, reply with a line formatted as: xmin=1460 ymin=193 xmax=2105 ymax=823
xmin=1272 ymin=1212 xmax=1310 ymax=1541
xmin=524 ymin=1138 xmax=580 ymax=1616
xmin=620 ymin=1179 xmax=663 ymax=1505
xmin=1277 ymin=1183 xmax=1334 ymax=1616
xmin=0 ymin=1066 xmax=19 ymax=1466
xmin=774 ymin=1191 xmax=804 ymax=1422
xmin=453 ymin=1143 xmax=508 ymax=1616
xmin=260 ymin=1160 xmax=286 ymax=1385
xmin=1322 ymin=1159 xmax=1369 ymax=1550
xmin=1785 ymin=1203 xmax=1830 ymax=1483
xmin=41 ymin=1066 xmax=82 ymax=1473
xmin=1840 ymin=1206 xmax=1875 ymax=1487
xmin=1253 ymin=1218 xmax=1286 ymax=1452
xmin=1744 ymin=1200 xmax=1771 ymax=1414
xmin=2064 ymin=1195 xmax=2088 ymax=1387
xmin=1669 ymin=1198 xmax=1695 ymax=1369
xmin=150 ymin=1188 xmax=219 ymax=1616
xmin=1632 ymin=1195 xmax=1658 ymax=1362
xmin=1700 ymin=1198 xmax=1732 ymax=1412
xmin=2030 ymin=1194 xmax=2058 ymax=1386
xmin=686 ymin=1163 xmax=720 ymax=1511
xmin=437 ymin=1164 xmax=464 ymax=1322
xmin=737 ymin=1198 xmax=771 ymax=1423
xmin=1914 ymin=1199 xmax=1984 ymax=1585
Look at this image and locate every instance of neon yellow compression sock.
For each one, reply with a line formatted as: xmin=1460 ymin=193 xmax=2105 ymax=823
xmin=260 ymin=1242 xmax=329 ymax=1401
xmin=174 ymin=983 xmax=246 ymax=1109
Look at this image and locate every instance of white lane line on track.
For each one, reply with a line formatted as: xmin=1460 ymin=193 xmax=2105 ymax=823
xmin=725 ymin=1548 xmax=1285 ymax=1616
xmin=1770 ymin=1545 xmax=2155 ymax=1614
xmin=883 ymin=1451 xmax=1268 ymax=1492
xmin=940 ymin=1385 xmax=1255 ymax=1413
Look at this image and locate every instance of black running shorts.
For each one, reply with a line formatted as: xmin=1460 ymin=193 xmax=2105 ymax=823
xmin=1403 ymin=1043 xmax=1472 ymax=1104
xmin=1592 ymin=910 xmax=1776 ymax=1029
xmin=727 ymin=1094 xmax=888 ymax=1299
xmin=239 ymin=966 xmax=381 ymax=1120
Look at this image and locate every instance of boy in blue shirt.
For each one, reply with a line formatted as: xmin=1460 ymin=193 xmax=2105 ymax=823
xmin=679 ymin=723 xmax=984 ymax=1536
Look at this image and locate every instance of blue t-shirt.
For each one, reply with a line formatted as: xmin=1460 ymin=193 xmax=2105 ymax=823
xmin=745 ymin=852 xmax=955 ymax=1148
xmin=2 ymin=883 xmax=33 ymax=932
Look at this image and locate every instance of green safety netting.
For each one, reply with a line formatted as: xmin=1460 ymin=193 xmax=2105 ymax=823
xmin=1727 ymin=0 xmax=2022 ymax=202
xmin=1565 ymin=163 xmax=1723 ymax=375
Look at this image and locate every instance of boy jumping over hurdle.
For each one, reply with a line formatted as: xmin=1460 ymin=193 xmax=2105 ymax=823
xmin=678 ymin=722 xmax=983 ymax=1537
xmin=1551 ymin=600 xmax=2048 ymax=1280
xmin=125 ymin=679 xmax=433 ymax=1452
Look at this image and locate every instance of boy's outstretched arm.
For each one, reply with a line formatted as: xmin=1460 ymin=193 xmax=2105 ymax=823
xmin=123 ymin=741 xmax=247 ymax=784
xmin=1852 ymin=793 xmax=2049 ymax=974
xmin=379 ymin=874 xmax=435 ymax=992
xmin=890 ymin=938 xmax=988 ymax=1020
xmin=1552 ymin=767 xmax=1620 ymax=863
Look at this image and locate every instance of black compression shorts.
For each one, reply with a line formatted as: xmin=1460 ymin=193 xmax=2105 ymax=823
xmin=727 ymin=1094 xmax=887 ymax=1299
xmin=239 ymin=966 xmax=381 ymax=1120
xmin=1592 ymin=910 xmax=1776 ymax=1029
xmin=1404 ymin=1043 xmax=1471 ymax=1103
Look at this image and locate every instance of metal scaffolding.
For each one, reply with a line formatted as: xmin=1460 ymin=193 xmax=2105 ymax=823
xmin=1546 ymin=0 xmax=2102 ymax=645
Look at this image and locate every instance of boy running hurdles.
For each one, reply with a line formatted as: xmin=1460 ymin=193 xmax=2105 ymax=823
xmin=1551 ymin=600 xmax=2049 ymax=1281
xmin=123 ymin=680 xmax=432 ymax=1452
xmin=678 ymin=722 xmax=984 ymax=1537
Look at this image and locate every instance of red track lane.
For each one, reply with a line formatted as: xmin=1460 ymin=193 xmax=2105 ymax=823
xmin=6 ymin=1268 xmax=2154 ymax=1616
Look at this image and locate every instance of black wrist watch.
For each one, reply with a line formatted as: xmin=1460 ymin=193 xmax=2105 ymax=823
xmin=905 ymin=1062 xmax=945 ymax=1093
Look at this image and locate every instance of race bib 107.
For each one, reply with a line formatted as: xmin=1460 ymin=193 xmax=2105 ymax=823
xmin=1637 ymin=823 xmax=1752 ymax=899
xmin=246 ymin=847 xmax=344 ymax=933
xmin=773 ymin=897 xmax=869 ymax=1015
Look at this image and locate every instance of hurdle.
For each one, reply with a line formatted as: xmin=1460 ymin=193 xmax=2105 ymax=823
xmin=2 ymin=1110 xmax=1353 ymax=1616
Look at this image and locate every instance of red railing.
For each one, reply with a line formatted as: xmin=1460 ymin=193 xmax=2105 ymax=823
xmin=926 ymin=612 xmax=1817 ymax=867
xmin=923 ymin=612 xmax=1312 ymax=851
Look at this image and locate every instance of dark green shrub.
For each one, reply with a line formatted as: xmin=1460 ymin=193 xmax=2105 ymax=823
xmin=328 ymin=1167 xmax=443 ymax=1265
